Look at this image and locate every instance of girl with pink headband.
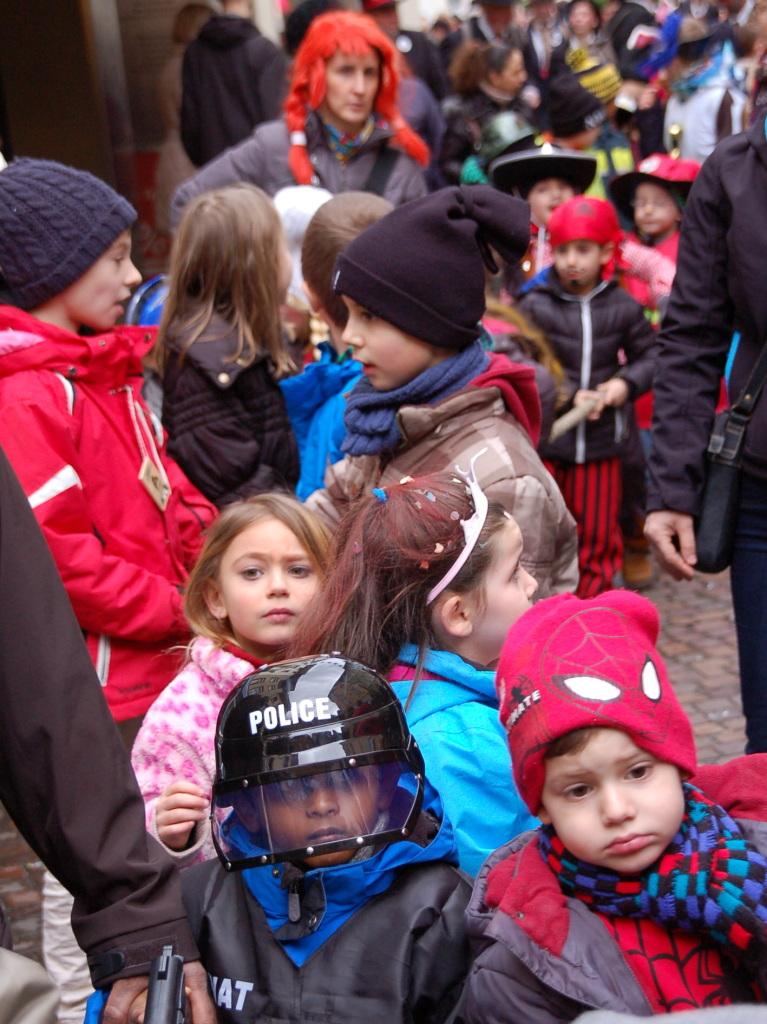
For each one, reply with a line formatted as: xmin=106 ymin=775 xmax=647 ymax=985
xmin=291 ymin=466 xmax=539 ymax=875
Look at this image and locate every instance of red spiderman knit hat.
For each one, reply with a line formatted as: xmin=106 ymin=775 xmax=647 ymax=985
xmin=547 ymin=195 xmax=621 ymax=250
xmin=496 ymin=591 xmax=697 ymax=814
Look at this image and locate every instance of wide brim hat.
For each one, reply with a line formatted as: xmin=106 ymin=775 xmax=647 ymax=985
xmin=490 ymin=144 xmax=598 ymax=199
xmin=608 ymin=152 xmax=700 ymax=220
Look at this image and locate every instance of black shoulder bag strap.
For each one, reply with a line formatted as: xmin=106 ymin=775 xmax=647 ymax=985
xmin=363 ymin=144 xmax=399 ymax=197
xmin=708 ymin=341 xmax=767 ymax=467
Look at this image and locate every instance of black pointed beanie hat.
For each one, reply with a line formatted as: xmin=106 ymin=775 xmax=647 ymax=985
xmin=0 ymin=157 xmax=136 ymax=310
xmin=332 ymin=185 xmax=531 ymax=350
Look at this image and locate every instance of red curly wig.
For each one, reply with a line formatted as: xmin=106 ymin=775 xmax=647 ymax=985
xmin=285 ymin=10 xmax=429 ymax=184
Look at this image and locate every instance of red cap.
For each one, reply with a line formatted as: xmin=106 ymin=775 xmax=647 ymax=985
xmin=496 ymin=591 xmax=697 ymax=814
xmin=633 ymin=153 xmax=700 ymax=184
xmin=361 ymin=0 xmax=398 ymax=10
xmin=547 ymin=195 xmax=621 ymax=249
xmin=608 ymin=153 xmax=701 ymax=221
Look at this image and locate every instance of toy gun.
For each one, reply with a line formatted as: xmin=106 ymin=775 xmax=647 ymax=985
xmin=144 ymin=945 xmax=187 ymax=1024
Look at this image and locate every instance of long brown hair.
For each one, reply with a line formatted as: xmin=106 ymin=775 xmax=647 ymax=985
xmin=156 ymin=183 xmax=293 ymax=377
xmin=449 ymin=40 xmax=522 ymax=96
xmin=288 ymin=474 xmax=510 ymax=678
xmin=185 ymin=494 xmax=332 ymax=649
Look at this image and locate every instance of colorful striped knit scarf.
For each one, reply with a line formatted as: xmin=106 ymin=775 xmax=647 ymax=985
xmin=321 ymin=115 xmax=376 ymax=163
xmin=539 ymin=783 xmax=767 ymax=983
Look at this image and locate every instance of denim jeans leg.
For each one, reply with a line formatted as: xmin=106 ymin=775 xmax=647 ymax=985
xmin=730 ymin=473 xmax=767 ymax=753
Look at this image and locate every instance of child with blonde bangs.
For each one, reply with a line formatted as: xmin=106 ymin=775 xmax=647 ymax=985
xmin=131 ymin=493 xmax=331 ymax=867
xmin=291 ymin=469 xmax=540 ymax=874
xmin=157 ymin=182 xmax=299 ymax=507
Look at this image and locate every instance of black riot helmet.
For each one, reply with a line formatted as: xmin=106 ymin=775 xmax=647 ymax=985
xmin=211 ymin=654 xmax=425 ymax=870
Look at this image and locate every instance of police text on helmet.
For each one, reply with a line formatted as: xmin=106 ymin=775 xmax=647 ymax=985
xmin=249 ymin=697 xmax=333 ymax=733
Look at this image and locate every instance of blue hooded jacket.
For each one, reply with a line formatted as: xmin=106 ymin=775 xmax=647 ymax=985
xmin=389 ymin=645 xmax=539 ymax=876
xmin=279 ymin=343 xmax=362 ymax=500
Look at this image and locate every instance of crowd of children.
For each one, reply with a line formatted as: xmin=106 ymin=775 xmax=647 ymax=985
xmin=4 ymin=1 xmax=767 ymax=1018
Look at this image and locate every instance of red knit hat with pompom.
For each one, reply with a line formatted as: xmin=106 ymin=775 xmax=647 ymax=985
xmin=496 ymin=591 xmax=697 ymax=814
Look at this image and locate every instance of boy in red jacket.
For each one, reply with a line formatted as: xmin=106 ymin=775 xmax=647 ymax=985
xmin=0 ymin=157 xmax=216 ymax=1021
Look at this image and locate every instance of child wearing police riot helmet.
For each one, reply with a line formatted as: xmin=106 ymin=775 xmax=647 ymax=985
xmin=180 ymin=654 xmax=471 ymax=1024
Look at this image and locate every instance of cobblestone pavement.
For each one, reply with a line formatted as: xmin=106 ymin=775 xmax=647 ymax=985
xmin=0 ymin=568 xmax=747 ymax=969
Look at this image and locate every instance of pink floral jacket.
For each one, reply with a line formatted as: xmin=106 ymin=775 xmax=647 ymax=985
xmin=131 ymin=636 xmax=260 ymax=867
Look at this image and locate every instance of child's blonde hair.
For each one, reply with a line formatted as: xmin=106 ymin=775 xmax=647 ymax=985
xmin=156 ymin=183 xmax=293 ymax=377
xmin=302 ymin=191 xmax=394 ymax=329
xmin=185 ymin=494 xmax=332 ymax=648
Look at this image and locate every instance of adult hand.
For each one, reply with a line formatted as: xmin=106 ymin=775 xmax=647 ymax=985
xmin=104 ymin=960 xmax=217 ymax=1024
xmin=645 ymin=510 xmax=697 ymax=581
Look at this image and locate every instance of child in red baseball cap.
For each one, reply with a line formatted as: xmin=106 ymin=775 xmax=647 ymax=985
xmin=516 ymin=196 xmax=656 ymax=597
xmin=609 ymin=154 xmax=701 ymax=589
xmin=455 ymin=590 xmax=767 ymax=1022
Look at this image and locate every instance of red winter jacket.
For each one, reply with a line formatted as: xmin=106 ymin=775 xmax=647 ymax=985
xmin=0 ymin=307 xmax=217 ymax=720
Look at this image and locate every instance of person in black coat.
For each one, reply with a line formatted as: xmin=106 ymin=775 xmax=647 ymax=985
xmin=645 ymin=110 xmax=767 ymax=754
xmin=440 ymin=0 xmax=525 ymax=71
xmin=517 ymin=195 xmax=655 ymax=597
xmin=181 ymin=0 xmax=288 ymax=167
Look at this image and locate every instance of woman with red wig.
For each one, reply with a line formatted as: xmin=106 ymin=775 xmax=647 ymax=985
xmin=171 ymin=10 xmax=429 ymax=225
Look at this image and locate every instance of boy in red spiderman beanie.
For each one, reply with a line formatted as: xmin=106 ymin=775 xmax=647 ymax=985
xmin=453 ymin=590 xmax=767 ymax=1023
xmin=516 ymin=196 xmax=656 ymax=598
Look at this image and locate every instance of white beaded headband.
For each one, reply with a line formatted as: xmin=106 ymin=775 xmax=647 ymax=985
xmin=426 ymin=447 xmax=489 ymax=606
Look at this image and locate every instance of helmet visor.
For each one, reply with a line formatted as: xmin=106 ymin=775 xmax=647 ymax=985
xmin=211 ymin=759 xmax=422 ymax=868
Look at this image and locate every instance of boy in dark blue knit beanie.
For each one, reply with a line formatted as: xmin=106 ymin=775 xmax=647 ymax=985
xmin=305 ymin=184 xmax=579 ymax=602
xmin=0 ymin=157 xmax=137 ymax=317
xmin=0 ymin=157 xmax=216 ymax=1019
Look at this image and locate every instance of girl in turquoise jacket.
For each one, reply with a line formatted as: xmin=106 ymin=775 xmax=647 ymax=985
xmin=290 ymin=467 xmax=540 ymax=875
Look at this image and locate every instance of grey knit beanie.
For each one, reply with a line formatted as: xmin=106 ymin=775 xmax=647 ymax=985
xmin=0 ymin=158 xmax=136 ymax=310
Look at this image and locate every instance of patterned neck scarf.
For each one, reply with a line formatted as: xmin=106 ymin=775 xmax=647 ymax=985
xmin=539 ymin=784 xmax=767 ymax=985
xmin=341 ymin=339 xmax=488 ymax=457
xmin=320 ymin=114 xmax=376 ymax=163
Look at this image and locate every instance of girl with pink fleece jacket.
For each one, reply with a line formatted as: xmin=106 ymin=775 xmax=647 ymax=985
xmin=131 ymin=494 xmax=330 ymax=866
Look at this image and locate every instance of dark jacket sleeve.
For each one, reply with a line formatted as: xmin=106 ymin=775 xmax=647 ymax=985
xmin=409 ymin=869 xmax=472 ymax=1024
xmin=252 ymin=38 xmax=288 ymax=123
xmin=0 ymin=447 xmax=198 ymax=985
xmin=646 ymin=151 xmax=734 ymax=515
xmin=615 ymin=298 xmax=656 ymax=399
